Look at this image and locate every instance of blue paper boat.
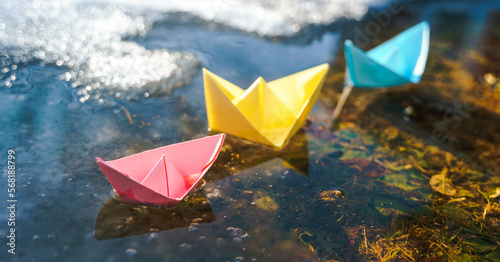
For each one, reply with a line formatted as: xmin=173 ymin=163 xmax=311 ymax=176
xmin=331 ymin=21 xmax=430 ymax=122
xmin=344 ymin=21 xmax=430 ymax=88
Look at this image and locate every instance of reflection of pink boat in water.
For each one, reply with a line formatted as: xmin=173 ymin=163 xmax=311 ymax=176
xmin=96 ymin=134 xmax=225 ymax=207
xmin=95 ymin=191 xmax=216 ymax=240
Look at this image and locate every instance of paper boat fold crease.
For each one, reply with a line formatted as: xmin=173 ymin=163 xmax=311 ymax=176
xmin=203 ymin=63 xmax=329 ymax=147
xmin=96 ymin=134 xmax=225 ymax=207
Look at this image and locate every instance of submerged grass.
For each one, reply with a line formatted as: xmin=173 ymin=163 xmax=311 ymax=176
xmin=294 ymin=9 xmax=500 ymax=261
xmin=340 ymin=107 xmax=500 ymax=260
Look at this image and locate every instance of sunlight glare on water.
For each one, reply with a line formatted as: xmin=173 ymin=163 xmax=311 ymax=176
xmin=0 ymin=0 xmax=199 ymax=104
xmin=0 ymin=0 xmax=389 ymax=105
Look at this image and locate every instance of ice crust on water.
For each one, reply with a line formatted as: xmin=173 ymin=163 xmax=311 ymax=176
xmin=0 ymin=0 xmax=199 ymax=104
xmin=0 ymin=0 xmax=388 ymax=103
xmin=90 ymin=0 xmax=386 ymax=37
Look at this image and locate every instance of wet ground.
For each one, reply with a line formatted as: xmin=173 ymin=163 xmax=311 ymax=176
xmin=1 ymin=1 xmax=500 ymax=261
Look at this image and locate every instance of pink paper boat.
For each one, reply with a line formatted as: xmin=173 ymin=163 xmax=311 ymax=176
xmin=96 ymin=134 xmax=225 ymax=207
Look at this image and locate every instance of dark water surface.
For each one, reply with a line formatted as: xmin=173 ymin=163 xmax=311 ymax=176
xmin=1 ymin=1 xmax=500 ymax=261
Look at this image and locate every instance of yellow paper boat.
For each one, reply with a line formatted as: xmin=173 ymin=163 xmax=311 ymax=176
xmin=203 ymin=63 xmax=329 ymax=147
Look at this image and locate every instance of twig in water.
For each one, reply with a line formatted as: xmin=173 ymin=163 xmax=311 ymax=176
xmin=364 ymin=228 xmax=368 ymax=254
xmin=331 ymin=82 xmax=354 ymax=125
xmin=118 ymin=103 xmax=133 ymax=125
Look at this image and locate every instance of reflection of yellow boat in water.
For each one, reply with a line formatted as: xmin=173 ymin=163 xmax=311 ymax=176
xmin=94 ymin=191 xmax=216 ymax=240
xmin=204 ymin=64 xmax=329 ymax=147
xmin=204 ymin=129 xmax=311 ymax=184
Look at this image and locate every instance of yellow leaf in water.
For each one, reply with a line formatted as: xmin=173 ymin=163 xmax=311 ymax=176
xmin=429 ymin=168 xmax=457 ymax=196
xmin=255 ymin=195 xmax=279 ymax=211
xmin=384 ymin=126 xmax=399 ymax=140
xmin=484 ymin=73 xmax=496 ymax=85
xmin=490 ymin=188 xmax=500 ymax=199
